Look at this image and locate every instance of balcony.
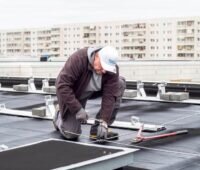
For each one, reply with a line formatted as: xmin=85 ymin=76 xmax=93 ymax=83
xmin=121 ymin=23 xmax=146 ymax=30
xmin=177 ymin=20 xmax=195 ymax=28
xmin=83 ymin=26 xmax=96 ymax=33
xmin=51 ymin=28 xmax=60 ymax=35
xmin=177 ymin=53 xmax=194 ymax=57
xmin=177 ymin=45 xmax=194 ymax=52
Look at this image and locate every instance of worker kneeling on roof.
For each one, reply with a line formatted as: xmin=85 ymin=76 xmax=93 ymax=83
xmin=53 ymin=46 xmax=126 ymax=141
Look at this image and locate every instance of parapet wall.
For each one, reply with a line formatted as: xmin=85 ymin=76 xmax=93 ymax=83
xmin=0 ymin=61 xmax=199 ymax=82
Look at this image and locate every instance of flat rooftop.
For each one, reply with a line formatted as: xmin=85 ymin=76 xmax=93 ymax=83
xmin=0 ymin=91 xmax=200 ymax=170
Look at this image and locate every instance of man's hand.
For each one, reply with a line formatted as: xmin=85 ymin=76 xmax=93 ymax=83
xmin=76 ymin=108 xmax=88 ymax=124
xmin=97 ymin=120 xmax=108 ymax=139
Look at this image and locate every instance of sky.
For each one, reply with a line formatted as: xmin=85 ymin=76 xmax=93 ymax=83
xmin=0 ymin=0 xmax=200 ymax=29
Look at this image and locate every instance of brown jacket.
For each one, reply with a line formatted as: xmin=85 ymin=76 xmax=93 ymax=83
xmin=56 ymin=48 xmax=119 ymax=123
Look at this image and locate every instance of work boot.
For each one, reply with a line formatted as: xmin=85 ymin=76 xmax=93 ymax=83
xmin=90 ymin=128 xmax=119 ymax=140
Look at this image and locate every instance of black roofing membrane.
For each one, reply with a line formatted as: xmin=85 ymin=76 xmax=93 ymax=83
xmin=0 ymin=140 xmax=121 ymax=170
xmin=0 ymin=92 xmax=48 ymax=109
xmin=0 ymin=92 xmax=200 ymax=170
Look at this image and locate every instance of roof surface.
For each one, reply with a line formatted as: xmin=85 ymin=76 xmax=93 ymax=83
xmin=0 ymin=91 xmax=200 ymax=170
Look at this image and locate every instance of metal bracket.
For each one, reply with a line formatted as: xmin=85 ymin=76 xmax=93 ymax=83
xmin=156 ymin=82 xmax=167 ymax=98
xmin=137 ymin=80 xmax=146 ymax=97
xmin=28 ymin=78 xmax=36 ymax=91
xmin=131 ymin=116 xmax=165 ymax=131
xmin=42 ymin=79 xmax=49 ymax=91
xmin=45 ymin=95 xmax=56 ymax=117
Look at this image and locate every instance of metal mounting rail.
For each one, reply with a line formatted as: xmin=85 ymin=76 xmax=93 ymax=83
xmin=123 ymin=96 xmax=200 ymax=105
xmin=1 ymin=86 xmax=200 ymax=104
xmin=0 ymin=87 xmax=55 ymax=95
xmin=0 ymin=105 xmax=163 ymax=132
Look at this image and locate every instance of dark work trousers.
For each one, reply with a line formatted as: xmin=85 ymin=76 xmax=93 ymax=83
xmin=90 ymin=76 xmax=126 ymax=135
xmin=54 ymin=76 xmax=126 ymax=140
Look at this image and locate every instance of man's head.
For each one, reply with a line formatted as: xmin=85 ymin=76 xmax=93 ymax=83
xmin=93 ymin=46 xmax=118 ymax=75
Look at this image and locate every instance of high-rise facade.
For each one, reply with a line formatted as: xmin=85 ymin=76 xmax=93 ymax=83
xmin=0 ymin=17 xmax=200 ymax=60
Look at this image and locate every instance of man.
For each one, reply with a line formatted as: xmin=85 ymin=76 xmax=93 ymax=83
xmin=53 ymin=46 xmax=126 ymax=141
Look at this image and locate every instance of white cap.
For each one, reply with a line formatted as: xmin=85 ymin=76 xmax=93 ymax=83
xmin=98 ymin=46 xmax=118 ymax=73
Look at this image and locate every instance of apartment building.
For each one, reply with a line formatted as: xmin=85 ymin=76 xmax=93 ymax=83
xmin=0 ymin=28 xmax=51 ymax=58
xmin=0 ymin=17 xmax=200 ymax=60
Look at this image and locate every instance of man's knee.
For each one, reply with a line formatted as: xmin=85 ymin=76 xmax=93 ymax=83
xmin=55 ymin=111 xmax=81 ymax=140
xmin=60 ymin=128 xmax=80 ymax=140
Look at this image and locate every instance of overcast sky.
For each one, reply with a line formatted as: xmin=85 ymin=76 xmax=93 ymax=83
xmin=0 ymin=0 xmax=200 ymax=29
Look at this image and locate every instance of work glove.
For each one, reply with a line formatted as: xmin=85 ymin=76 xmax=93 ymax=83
xmin=76 ymin=108 xmax=88 ymax=124
xmin=97 ymin=120 xmax=108 ymax=140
